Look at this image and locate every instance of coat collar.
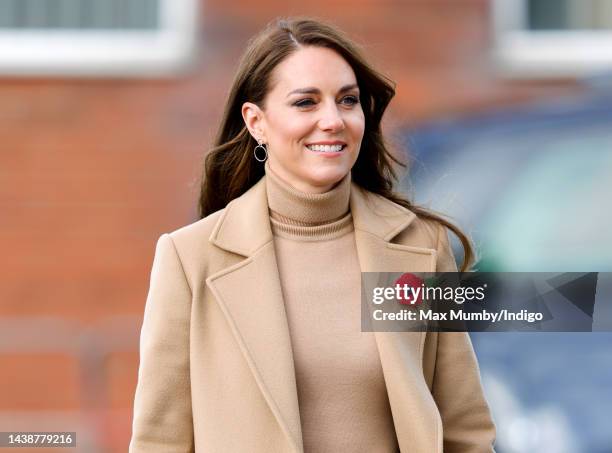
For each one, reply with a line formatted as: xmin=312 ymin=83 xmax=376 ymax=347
xmin=206 ymin=174 xmax=439 ymax=453
xmin=209 ymin=175 xmax=418 ymax=257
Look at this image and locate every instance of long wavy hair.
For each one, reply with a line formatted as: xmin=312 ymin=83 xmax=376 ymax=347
xmin=198 ymin=17 xmax=475 ymax=271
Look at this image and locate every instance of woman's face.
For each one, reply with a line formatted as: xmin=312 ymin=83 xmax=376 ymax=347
xmin=242 ymin=46 xmax=365 ymax=193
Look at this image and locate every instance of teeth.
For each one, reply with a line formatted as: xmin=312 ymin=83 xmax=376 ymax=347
xmin=306 ymin=144 xmax=344 ymax=152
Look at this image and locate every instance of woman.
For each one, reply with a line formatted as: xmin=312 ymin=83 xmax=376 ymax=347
xmin=129 ymin=17 xmax=496 ymax=453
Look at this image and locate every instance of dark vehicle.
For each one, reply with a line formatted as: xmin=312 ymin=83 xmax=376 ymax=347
xmin=405 ymin=89 xmax=612 ymax=453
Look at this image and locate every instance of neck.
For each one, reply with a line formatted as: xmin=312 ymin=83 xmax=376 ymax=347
xmin=264 ymin=160 xmax=351 ymax=225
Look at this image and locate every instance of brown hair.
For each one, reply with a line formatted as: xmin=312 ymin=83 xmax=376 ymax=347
xmin=198 ymin=17 xmax=475 ymax=271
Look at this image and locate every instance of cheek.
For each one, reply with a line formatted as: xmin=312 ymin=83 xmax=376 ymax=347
xmin=270 ymin=115 xmax=313 ymax=149
xmin=347 ymin=113 xmax=365 ymax=141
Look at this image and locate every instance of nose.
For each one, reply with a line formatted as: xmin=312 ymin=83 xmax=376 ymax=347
xmin=318 ymin=101 xmax=345 ymax=132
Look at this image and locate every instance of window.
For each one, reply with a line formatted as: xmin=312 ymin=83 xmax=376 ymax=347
xmin=0 ymin=0 xmax=199 ymax=77
xmin=492 ymin=0 xmax=612 ymax=77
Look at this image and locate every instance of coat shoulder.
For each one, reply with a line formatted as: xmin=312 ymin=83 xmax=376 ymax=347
xmin=352 ymin=184 xmax=447 ymax=250
xmin=167 ymin=208 xmax=225 ymax=246
xmin=409 ymin=215 xmax=442 ymax=245
xmin=392 ymin=209 xmax=459 ymax=272
xmin=389 ymin=206 xmax=444 ymax=250
xmin=158 ymin=208 xmax=228 ymax=278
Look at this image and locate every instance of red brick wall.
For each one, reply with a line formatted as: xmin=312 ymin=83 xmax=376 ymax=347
xmin=0 ymin=0 xmax=582 ymax=451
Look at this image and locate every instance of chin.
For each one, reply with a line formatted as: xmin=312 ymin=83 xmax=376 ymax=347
xmin=305 ymin=167 xmax=349 ymax=188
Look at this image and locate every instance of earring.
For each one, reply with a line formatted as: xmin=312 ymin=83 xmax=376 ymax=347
xmin=254 ymin=140 xmax=268 ymax=162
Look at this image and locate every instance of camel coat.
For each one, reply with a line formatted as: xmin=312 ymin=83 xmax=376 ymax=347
xmin=129 ymin=175 xmax=496 ymax=452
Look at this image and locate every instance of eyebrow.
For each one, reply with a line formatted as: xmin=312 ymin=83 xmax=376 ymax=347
xmin=286 ymin=83 xmax=359 ymax=97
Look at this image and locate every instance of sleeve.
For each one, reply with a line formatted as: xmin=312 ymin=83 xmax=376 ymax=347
xmin=432 ymin=225 xmax=497 ymax=452
xmin=129 ymin=234 xmax=195 ymax=452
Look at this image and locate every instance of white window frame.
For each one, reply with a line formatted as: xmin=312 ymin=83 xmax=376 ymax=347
xmin=492 ymin=0 xmax=612 ymax=78
xmin=0 ymin=0 xmax=199 ymax=77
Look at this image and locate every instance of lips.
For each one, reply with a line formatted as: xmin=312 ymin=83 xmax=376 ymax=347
xmin=305 ymin=140 xmax=347 ymax=146
xmin=306 ymin=144 xmax=346 ymax=153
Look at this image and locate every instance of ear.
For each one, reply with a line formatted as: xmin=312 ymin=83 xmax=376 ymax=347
xmin=241 ymin=102 xmax=267 ymax=143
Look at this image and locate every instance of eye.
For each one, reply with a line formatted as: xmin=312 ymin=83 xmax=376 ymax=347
xmin=340 ymin=95 xmax=360 ymax=106
xmin=294 ymin=98 xmax=315 ymax=107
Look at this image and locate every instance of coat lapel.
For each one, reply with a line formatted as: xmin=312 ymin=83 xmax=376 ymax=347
xmin=206 ymin=176 xmax=441 ymax=453
xmin=351 ymin=185 xmax=443 ymax=452
xmin=205 ymin=177 xmax=304 ymax=453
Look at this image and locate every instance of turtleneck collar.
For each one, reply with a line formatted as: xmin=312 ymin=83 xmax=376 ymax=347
xmin=264 ymin=160 xmax=351 ymax=225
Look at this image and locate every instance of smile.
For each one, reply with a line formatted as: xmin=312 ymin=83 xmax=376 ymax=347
xmin=306 ymin=144 xmax=346 ymax=153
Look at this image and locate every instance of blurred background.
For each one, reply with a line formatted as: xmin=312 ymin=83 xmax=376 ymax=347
xmin=0 ymin=0 xmax=611 ymax=451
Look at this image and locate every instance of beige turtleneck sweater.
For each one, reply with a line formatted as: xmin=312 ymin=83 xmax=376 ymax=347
xmin=264 ymin=162 xmax=399 ymax=453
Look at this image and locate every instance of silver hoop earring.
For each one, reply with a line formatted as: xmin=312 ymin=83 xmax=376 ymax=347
xmin=254 ymin=141 xmax=268 ymax=162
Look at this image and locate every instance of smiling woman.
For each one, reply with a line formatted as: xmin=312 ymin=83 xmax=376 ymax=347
xmin=129 ymin=17 xmax=496 ymax=453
